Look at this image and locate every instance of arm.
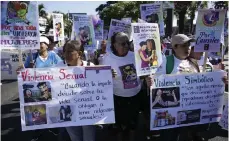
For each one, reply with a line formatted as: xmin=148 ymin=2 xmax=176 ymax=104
xmin=54 ymin=53 xmax=63 ymax=64
xmin=152 ymin=95 xmax=161 ymax=107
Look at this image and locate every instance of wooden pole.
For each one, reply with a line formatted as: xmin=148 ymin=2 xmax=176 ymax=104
xmin=202 ymin=52 xmax=208 ymax=72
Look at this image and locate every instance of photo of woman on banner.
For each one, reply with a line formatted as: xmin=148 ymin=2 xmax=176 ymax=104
xmin=79 ymin=26 xmax=91 ymax=46
xmin=24 ymin=89 xmax=36 ymax=103
xmin=37 ymin=82 xmax=52 ymax=101
xmin=55 ymin=22 xmax=62 ymax=41
xmin=59 ymin=106 xmax=72 ymax=122
xmin=146 ymin=13 xmax=159 ymax=23
xmin=152 ymin=88 xmax=180 ymax=109
xmin=138 ymin=41 xmax=151 ymax=69
xmin=145 ymin=39 xmax=158 ymax=67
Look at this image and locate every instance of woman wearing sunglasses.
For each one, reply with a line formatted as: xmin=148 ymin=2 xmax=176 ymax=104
xmin=100 ymin=32 xmax=142 ymax=141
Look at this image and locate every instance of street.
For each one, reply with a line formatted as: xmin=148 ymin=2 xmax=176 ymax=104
xmin=1 ymin=55 xmax=228 ymax=141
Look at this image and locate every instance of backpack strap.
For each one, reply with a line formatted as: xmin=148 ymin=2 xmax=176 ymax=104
xmin=166 ymin=55 xmax=174 ymax=74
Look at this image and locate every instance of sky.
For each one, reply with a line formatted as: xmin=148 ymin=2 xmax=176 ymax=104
xmin=38 ymin=1 xmax=107 ymax=15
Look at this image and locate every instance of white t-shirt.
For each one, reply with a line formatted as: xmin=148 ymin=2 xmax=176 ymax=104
xmin=100 ymin=51 xmax=141 ymax=97
xmin=56 ymin=60 xmax=94 ymax=67
xmin=156 ymin=55 xmax=198 ymax=74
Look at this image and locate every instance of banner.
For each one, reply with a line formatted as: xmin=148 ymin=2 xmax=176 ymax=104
xmin=73 ymin=15 xmax=96 ymax=50
xmin=1 ymin=1 xmax=40 ymax=49
xmin=121 ymin=18 xmax=132 ymax=23
xmin=150 ymin=72 xmax=225 ymax=130
xmin=53 ymin=13 xmax=65 ymax=42
xmin=195 ymin=9 xmax=226 ymax=52
xmin=108 ymin=19 xmax=131 ymax=41
xmin=18 ymin=66 xmax=115 ymax=131
xmin=103 ymin=29 xmax=108 ymax=40
xmin=1 ymin=49 xmax=29 ymax=80
xmin=94 ymin=20 xmax=104 ymax=41
xmin=131 ymin=23 xmax=162 ymax=76
xmin=140 ymin=3 xmax=165 ymax=36
xmin=219 ymin=104 xmax=228 ymax=130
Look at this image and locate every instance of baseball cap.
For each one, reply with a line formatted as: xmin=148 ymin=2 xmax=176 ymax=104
xmin=172 ymin=34 xmax=195 ymax=48
xmin=40 ymin=36 xmax=50 ymax=45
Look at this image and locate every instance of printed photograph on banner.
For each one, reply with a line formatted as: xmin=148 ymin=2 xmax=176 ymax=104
xmin=1 ymin=1 xmax=40 ymax=49
xmin=132 ymin=23 xmax=162 ymax=76
xmin=53 ymin=13 xmax=64 ymax=42
xmin=108 ymin=19 xmax=131 ymax=41
xmin=195 ymin=9 xmax=226 ymax=52
xmin=1 ymin=50 xmax=29 ymax=80
xmin=49 ymin=105 xmax=75 ymax=123
xmin=152 ymin=87 xmax=180 ymax=109
xmin=92 ymin=17 xmax=104 ymax=41
xmin=177 ymin=109 xmax=201 ymax=125
xmin=119 ymin=64 xmax=138 ymax=89
xmin=24 ymin=104 xmax=47 ymax=126
xmin=140 ymin=3 xmax=165 ymax=36
xmin=152 ymin=110 xmax=176 ymax=128
xmin=73 ymin=15 xmax=96 ymax=50
xmin=23 ymin=82 xmax=52 ymax=103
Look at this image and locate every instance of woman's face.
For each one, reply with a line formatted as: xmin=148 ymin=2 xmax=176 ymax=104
xmin=157 ymin=89 xmax=162 ymax=96
xmin=40 ymin=43 xmax=48 ymax=52
xmin=173 ymin=42 xmax=191 ymax=59
xmin=114 ymin=34 xmax=129 ymax=56
xmin=64 ymin=49 xmax=80 ymax=65
xmin=147 ymin=41 xmax=152 ymax=50
xmin=26 ymin=90 xmax=32 ymax=97
xmin=141 ymin=45 xmax=146 ymax=50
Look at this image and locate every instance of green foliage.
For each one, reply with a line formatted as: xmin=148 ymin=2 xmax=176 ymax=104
xmin=214 ymin=1 xmax=228 ymax=9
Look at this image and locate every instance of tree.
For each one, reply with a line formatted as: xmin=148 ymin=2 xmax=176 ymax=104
xmin=214 ymin=1 xmax=228 ymax=9
xmin=187 ymin=1 xmax=208 ymax=34
xmin=97 ymin=1 xmax=153 ymax=27
xmin=174 ymin=1 xmax=192 ymax=34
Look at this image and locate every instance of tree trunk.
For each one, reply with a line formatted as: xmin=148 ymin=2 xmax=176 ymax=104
xmin=178 ymin=9 xmax=186 ymax=34
xmin=166 ymin=9 xmax=173 ymax=37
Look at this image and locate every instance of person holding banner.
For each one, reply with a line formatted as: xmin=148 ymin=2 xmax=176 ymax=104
xmin=99 ymin=32 xmax=142 ymax=141
xmin=22 ymin=36 xmax=62 ymax=68
xmin=57 ymin=40 xmax=95 ymax=141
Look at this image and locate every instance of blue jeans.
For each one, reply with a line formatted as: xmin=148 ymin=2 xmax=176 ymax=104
xmin=66 ymin=125 xmax=95 ymax=141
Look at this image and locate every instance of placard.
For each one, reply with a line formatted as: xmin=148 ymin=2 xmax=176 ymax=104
xmin=1 ymin=1 xmax=40 ymax=49
xmin=140 ymin=3 xmax=165 ymax=36
xmin=94 ymin=20 xmax=104 ymax=41
xmin=219 ymin=104 xmax=228 ymax=130
xmin=131 ymin=23 xmax=162 ymax=76
xmin=18 ymin=66 xmax=115 ymax=131
xmin=1 ymin=49 xmax=29 ymax=80
xmin=195 ymin=9 xmax=226 ymax=52
xmin=53 ymin=13 xmax=65 ymax=42
xmin=108 ymin=19 xmax=131 ymax=41
xmin=72 ymin=15 xmax=96 ymax=50
xmin=150 ymin=72 xmax=225 ymax=130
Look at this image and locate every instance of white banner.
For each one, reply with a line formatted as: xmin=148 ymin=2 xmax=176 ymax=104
xmin=131 ymin=23 xmax=162 ymax=76
xmin=150 ymin=72 xmax=225 ymax=130
xmin=219 ymin=104 xmax=228 ymax=130
xmin=72 ymin=15 xmax=96 ymax=50
xmin=53 ymin=13 xmax=65 ymax=41
xmin=108 ymin=19 xmax=131 ymax=41
xmin=121 ymin=18 xmax=132 ymax=23
xmin=140 ymin=3 xmax=165 ymax=36
xmin=18 ymin=66 xmax=115 ymax=131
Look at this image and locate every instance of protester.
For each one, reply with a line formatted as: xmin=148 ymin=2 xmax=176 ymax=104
xmin=22 ymin=36 xmax=62 ymax=68
xmin=99 ymin=32 xmax=142 ymax=141
xmin=56 ymin=40 xmax=95 ymax=141
xmin=47 ymin=35 xmax=59 ymax=54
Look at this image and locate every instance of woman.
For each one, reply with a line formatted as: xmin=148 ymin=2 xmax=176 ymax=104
xmin=139 ymin=41 xmax=153 ymax=69
xmin=99 ymin=32 xmax=142 ymax=141
xmin=152 ymin=89 xmax=179 ymax=108
xmin=23 ymin=36 xmax=62 ymax=68
xmin=146 ymin=39 xmax=158 ymax=67
xmin=24 ymin=89 xmax=35 ymax=103
xmin=59 ymin=106 xmax=72 ymax=122
xmin=57 ymin=40 xmax=95 ymax=141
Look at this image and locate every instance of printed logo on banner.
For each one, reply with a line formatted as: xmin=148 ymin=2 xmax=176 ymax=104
xmin=119 ymin=64 xmax=138 ymax=89
xmin=202 ymin=11 xmax=219 ymax=27
xmin=133 ymin=26 xmax=140 ymax=33
xmin=5 ymin=1 xmax=30 ymax=25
